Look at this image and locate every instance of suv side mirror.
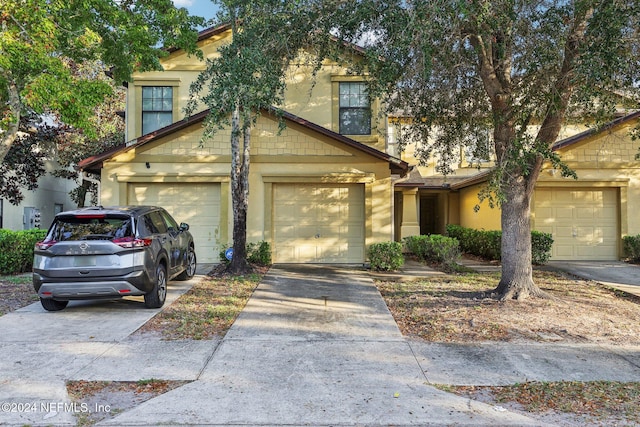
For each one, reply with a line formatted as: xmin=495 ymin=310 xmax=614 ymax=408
xmin=179 ymin=222 xmax=190 ymax=232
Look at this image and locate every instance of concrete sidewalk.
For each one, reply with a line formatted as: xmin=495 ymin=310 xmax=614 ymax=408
xmin=2 ymin=263 xmax=640 ymax=426
xmin=101 ymin=264 xmax=640 ymax=426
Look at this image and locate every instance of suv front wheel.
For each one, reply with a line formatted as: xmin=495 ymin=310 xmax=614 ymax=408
xmin=144 ymin=264 xmax=167 ymax=308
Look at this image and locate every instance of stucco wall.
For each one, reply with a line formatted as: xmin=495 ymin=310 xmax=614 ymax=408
xmin=2 ymin=161 xmax=79 ymax=231
xmin=101 ymin=114 xmax=395 ymax=257
xmin=458 ymin=184 xmax=501 ymax=231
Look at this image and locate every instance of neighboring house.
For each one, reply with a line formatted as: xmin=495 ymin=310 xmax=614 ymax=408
xmin=393 ymin=110 xmax=640 ymax=261
xmin=1 ymin=160 xmax=79 ymax=231
xmin=78 ymin=24 xmax=640 ymax=264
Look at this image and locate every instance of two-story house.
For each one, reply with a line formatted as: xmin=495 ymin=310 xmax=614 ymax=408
xmin=79 ymin=24 xmax=409 ymax=264
xmin=79 ymin=24 xmax=640 ymax=264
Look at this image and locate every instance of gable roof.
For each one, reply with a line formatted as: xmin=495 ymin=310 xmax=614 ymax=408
xmin=448 ymin=110 xmax=640 ymax=190
xmin=552 ymin=110 xmax=640 ymax=151
xmin=167 ymin=23 xmax=232 ymax=54
xmin=77 ymin=108 xmax=409 ymax=175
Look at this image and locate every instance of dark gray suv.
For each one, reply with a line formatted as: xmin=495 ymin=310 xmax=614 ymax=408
xmin=33 ymin=206 xmax=196 ymax=311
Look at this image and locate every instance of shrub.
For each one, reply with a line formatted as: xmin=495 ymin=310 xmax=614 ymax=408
xmin=403 ymin=234 xmax=461 ymax=270
xmin=446 ymin=224 xmax=553 ymax=265
xmin=531 ymin=231 xmax=554 ymax=265
xmin=219 ymin=241 xmax=272 ymax=266
xmin=368 ymin=241 xmax=404 ymax=271
xmin=623 ymin=235 xmax=640 ymax=263
xmin=247 ymin=241 xmax=272 ymax=266
xmin=0 ymin=228 xmax=47 ymax=274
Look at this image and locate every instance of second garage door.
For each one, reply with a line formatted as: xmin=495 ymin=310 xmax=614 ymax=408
xmin=273 ymin=183 xmax=365 ymax=263
xmin=534 ymin=188 xmax=618 ymax=261
xmin=128 ymin=183 xmax=221 ymax=263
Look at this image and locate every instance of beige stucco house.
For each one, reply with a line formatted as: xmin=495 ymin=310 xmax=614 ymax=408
xmin=393 ymin=110 xmax=640 ymax=262
xmin=79 ymin=24 xmax=640 ymax=264
xmin=79 ymin=24 xmax=409 ymax=264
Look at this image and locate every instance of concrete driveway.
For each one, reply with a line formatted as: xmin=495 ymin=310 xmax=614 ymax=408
xmin=0 ymin=270 xmax=213 ymax=426
xmin=545 ymin=260 xmax=640 ymax=297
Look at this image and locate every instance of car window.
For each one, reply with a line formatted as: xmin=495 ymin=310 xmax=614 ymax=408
xmin=47 ymin=216 xmax=132 ymax=242
xmin=139 ymin=213 xmax=158 ymax=235
xmin=148 ymin=211 xmax=168 ymax=234
xmin=160 ymin=210 xmax=179 ymax=232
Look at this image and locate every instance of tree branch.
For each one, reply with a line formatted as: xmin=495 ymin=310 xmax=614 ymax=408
xmin=0 ymin=67 xmax=21 ymax=163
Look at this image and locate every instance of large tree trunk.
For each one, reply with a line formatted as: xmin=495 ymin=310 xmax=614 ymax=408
xmin=494 ymin=175 xmax=548 ymax=300
xmin=227 ymin=103 xmax=251 ymax=274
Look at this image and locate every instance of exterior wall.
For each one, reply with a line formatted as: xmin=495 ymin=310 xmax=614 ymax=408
xmin=458 ymin=183 xmax=501 ymax=231
xmin=545 ymin=121 xmax=640 ymax=238
xmin=2 ymin=161 xmax=79 ymax=231
xmin=100 ymin=114 xmax=395 ymax=261
xmin=126 ymin=30 xmax=385 ymax=151
xmin=283 ymin=64 xmax=385 ymax=150
xmin=451 ymin=119 xmax=640 ymax=260
xmin=388 ymin=121 xmax=591 ymax=178
xmin=126 ymin=29 xmax=229 ymax=141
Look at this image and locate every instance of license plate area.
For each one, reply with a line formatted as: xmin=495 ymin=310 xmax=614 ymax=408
xmin=74 ymin=256 xmax=97 ymax=267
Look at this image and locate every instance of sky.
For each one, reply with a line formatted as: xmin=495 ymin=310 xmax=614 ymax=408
xmin=172 ymin=0 xmax=219 ymax=23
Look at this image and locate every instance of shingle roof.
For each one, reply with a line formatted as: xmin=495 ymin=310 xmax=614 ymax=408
xmin=77 ymin=108 xmax=409 ymax=175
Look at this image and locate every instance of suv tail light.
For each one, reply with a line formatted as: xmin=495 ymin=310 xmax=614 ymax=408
xmin=113 ymin=237 xmax=153 ymax=248
xmin=36 ymin=241 xmax=57 ymax=250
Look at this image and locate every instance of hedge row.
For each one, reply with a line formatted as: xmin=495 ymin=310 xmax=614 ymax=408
xmin=0 ymin=229 xmax=47 ymax=274
xmin=446 ymin=224 xmax=553 ymax=265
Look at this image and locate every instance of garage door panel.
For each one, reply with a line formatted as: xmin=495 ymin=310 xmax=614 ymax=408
xmin=555 ymin=207 xmax=573 ymax=218
xmin=534 ymin=188 xmax=617 ymax=261
xmin=274 ymin=183 xmax=365 ymax=263
xmin=128 ymin=183 xmax=221 ymax=263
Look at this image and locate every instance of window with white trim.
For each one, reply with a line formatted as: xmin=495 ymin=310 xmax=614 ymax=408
xmin=142 ymin=86 xmax=173 ymax=134
xmin=339 ymin=82 xmax=371 ymax=135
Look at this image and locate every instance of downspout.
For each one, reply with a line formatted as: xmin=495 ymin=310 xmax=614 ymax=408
xmin=82 ymin=171 xmax=101 ymax=206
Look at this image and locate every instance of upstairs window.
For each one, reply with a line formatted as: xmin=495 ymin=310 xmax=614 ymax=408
xmin=142 ymin=86 xmax=173 ymax=134
xmin=339 ymin=82 xmax=371 ymax=135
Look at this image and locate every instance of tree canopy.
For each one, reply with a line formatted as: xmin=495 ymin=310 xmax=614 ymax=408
xmin=1 ymin=0 xmax=204 ymax=163
xmin=322 ymin=0 xmax=640 ymax=299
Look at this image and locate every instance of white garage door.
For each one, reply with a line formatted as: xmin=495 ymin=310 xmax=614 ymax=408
xmin=534 ymin=188 xmax=618 ymax=261
xmin=128 ymin=183 xmax=221 ymax=263
xmin=273 ymin=184 xmax=365 ymax=263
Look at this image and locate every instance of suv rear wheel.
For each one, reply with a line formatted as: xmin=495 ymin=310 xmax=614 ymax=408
xmin=177 ymin=247 xmax=197 ymax=281
xmin=144 ymin=264 xmax=167 ymax=308
xmin=40 ymin=298 xmax=69 ymax=312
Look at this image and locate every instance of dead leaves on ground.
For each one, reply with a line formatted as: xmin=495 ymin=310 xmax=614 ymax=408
xmin=136 ymin=270 xmax=262 ymax=340
xmin=445 ymin=381 xmax=640 ymax=424
xmin=376 ymin=270 xmax=640 ymax=344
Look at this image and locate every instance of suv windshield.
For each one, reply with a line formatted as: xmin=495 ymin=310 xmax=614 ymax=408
xmin=45 ymin=215 xmax=133 ymax=242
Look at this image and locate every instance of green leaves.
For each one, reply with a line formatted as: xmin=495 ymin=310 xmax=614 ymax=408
xmin=1 ymin=0 xmax=203 ymax=161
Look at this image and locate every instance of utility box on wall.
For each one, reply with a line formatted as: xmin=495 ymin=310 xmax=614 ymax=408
xmin=23 ymin=207 xmax=42 ymax=230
